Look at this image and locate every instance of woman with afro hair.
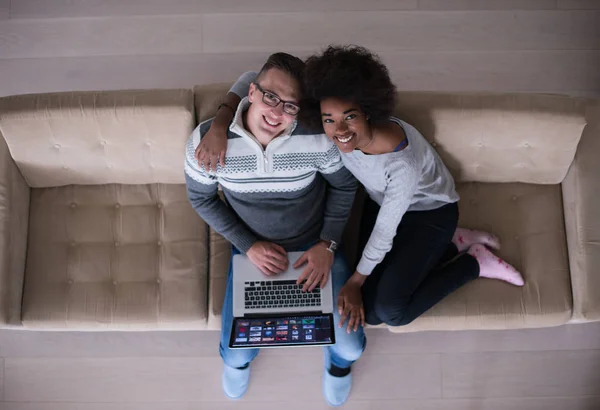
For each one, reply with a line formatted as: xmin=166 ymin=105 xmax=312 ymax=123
xmin=196 ymin=45 xmax=524 ymax=333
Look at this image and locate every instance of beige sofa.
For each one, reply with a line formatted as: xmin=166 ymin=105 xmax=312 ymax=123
xmin=0 ymin=85 xmax=598 ymax=333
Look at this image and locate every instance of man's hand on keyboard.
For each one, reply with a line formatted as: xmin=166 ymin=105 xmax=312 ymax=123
xmin=294 ymin=241 xmax=334 ymax=292
xmin=247 ymin=241 xmax=289 ymax=276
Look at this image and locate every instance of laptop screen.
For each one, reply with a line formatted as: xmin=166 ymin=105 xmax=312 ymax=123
xmin=229 ymin=314 xmax=335 ymax=349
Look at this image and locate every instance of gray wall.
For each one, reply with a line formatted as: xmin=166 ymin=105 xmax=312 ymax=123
xmin=0 ymin=0 xmax=599 ymax=97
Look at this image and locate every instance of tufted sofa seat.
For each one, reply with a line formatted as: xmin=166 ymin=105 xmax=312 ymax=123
xmin=22 ymin=184 xmax=208 ymax=329
xmin=0 ymin=90 xmax=210 ymax=329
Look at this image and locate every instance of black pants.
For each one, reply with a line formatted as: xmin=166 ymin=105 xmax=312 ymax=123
xmin=359 ymin=198 xmax=480 ymax=326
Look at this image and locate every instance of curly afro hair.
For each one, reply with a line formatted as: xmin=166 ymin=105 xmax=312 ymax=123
xmin=300 ymin=45 xmax=397 ymax=132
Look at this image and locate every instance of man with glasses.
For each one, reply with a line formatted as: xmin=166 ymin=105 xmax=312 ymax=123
xmin=185 ymin=53 xmax=365 ymax=406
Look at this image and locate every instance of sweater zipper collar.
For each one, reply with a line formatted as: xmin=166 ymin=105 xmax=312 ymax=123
xmin=229 ymin=97 xmax=297 ymax=173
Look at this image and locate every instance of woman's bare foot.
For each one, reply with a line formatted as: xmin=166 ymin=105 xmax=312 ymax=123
xmin=453 ymin=227 xmax=501 ymax=253
xmin=468 ymin=244 xmax=525 ymax=286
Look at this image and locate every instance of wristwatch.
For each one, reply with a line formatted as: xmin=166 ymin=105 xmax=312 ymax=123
xmin=324 ymin=240 xmax=338 ymax=254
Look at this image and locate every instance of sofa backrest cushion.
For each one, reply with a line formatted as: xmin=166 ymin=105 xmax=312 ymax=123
xmin=394 ymin=92 xmax=589 ymax=184
xmin=194 ymin=85 xmax=588 ymax=184
xmin=0 ymin=89 xmax=194 ymax=188
xmin=194 ymin=83 xmax=230 ymax=124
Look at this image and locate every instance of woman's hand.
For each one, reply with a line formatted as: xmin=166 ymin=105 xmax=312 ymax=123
xmin=337 ymin=272 xmax=367 ymax=333
xmin=195 ymin=122 xmax=228 ymax=172
xmin=195 ymin=94 xmax=241 ymax=171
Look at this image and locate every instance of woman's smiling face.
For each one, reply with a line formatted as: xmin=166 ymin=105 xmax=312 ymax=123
xmin=320 ymin=97 xmax=372 ymax=153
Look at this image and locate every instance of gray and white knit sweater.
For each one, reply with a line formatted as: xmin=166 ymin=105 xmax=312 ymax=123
xmin=184 ymin=97 xmax=357 ymax=253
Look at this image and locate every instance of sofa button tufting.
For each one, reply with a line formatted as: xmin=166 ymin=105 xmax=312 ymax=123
xmin=114 ymin=204 xmax=120 ymax=209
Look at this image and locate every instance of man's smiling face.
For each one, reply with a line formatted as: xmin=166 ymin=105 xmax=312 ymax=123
xmin=246 ymin=68 xmax=301 ymax=142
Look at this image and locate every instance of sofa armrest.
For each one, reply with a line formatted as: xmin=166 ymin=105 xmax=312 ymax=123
xmin=562 ymin=104 xmax=600 ymax=322
xmin=0 ymin=132 xmax=30 ymax=327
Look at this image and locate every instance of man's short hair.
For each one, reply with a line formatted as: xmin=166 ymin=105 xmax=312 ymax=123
xmin=256 ymin=52 xmax=306 ymax=86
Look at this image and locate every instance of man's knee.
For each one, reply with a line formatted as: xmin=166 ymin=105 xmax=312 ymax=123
xmin=219 ymin=343 xmax=257 ymax=369
xmin=332 ymin=332 xmax=365 ymax=363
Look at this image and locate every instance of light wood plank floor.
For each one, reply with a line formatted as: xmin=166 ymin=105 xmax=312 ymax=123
xmin=1 ymin=323 xmax=599 ymax=409
xmin=1 ymin=1 xmax=599 ymax=98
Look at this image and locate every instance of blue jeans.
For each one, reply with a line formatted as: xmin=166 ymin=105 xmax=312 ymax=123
xmin=219 ymin=246 xmax=366 ymax=370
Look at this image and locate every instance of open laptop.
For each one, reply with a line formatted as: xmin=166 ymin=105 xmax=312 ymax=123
xmin=229 ymin=251 xmax=335 ymax=349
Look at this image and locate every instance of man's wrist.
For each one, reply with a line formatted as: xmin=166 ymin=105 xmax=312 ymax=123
xmin=318 ymin=239 xmax=338 ymax=253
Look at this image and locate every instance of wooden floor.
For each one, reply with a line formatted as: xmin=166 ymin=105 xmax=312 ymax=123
xmin=1 ymin=323 xmax=599 ymax=409
xmin=1 ymin=0 xmax=599 ymax=98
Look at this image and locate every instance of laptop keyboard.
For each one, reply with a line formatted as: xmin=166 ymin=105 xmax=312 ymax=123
xmin=244 ymin=280 xmax=321 ymax=310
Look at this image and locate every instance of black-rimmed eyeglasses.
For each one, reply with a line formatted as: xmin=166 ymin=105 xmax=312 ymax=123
xmin=253 ymin=83 xmax=300 ymax=116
